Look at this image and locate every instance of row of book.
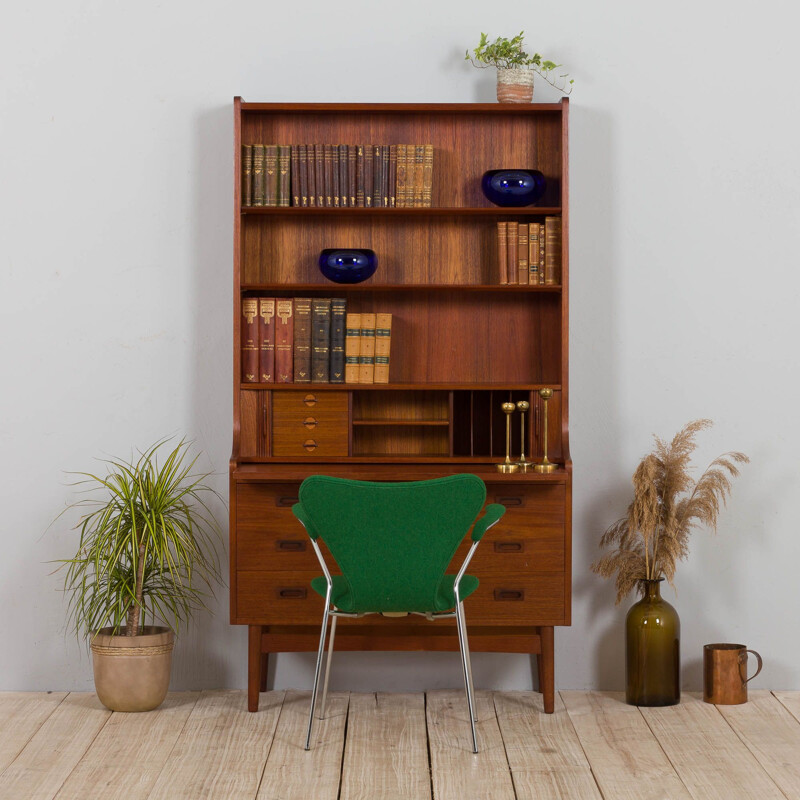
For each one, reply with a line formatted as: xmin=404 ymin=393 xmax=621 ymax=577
xmin=241 ymin=298 xmax=392 ymax=384
xmin=497 ymin=219 xmax=562 ymax=285
xmin=241 ymin=144 xmax=434 ymax=209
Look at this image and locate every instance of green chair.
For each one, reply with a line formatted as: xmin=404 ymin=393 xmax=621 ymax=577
xmin=292 ymin=473 xmax=506 ymax=753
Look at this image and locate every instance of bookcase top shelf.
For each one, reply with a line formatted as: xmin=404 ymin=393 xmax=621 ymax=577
xmin=241 ymin=383 xmax=562 ymax=392
xmin=238 ymin=100 xmax=567 ymax=114
xmin=241 ymin=284 xmax=562 ymax=294
xmin=241 ymin=207 xmax=562 ymax=217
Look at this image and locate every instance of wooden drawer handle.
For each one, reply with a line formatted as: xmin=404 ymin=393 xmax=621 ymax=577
xmin=303 ymin=394 xmax=317 ymax=407
xmin=497 ymin=496 xmax=523 ymax=507
xmin=277 ymin=540 xmax=306 ymax=552
xmin=303 ymin=439 xmax=318 ymax=452
xmin=278 ymin=587 xmax=307 ymax=600
xmin=494 ymin=541 xmax=524 ymax=553
xmin=276 ymin=496 xmax=299 ymax=507
xmin=494 ymin=589 xmax=525 ymax=601
xmin=303 ymin=416 xmax=318 ymax=429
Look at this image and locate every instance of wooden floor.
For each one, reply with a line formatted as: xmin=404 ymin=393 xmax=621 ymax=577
xmin=1 ymin=690 xmax=799 ymax=799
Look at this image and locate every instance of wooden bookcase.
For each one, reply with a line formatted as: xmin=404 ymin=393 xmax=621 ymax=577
xmin=230 ymin=99 xmax=571 ymax=713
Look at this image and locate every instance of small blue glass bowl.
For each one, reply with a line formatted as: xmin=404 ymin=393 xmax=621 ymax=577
xmin=481 ymin=169 xmax=547 ymax=207
xmin=318 ymin=248 xmax=377 ymax=284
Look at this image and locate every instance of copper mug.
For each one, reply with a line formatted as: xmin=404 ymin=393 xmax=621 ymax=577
xmin=703 ymin=643 xmax=763 ymax=704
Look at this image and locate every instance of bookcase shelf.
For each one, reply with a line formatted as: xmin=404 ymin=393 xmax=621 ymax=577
xmin=241 ymin=206 xmax=562 ymax=217
xmin=240 ymin=382 xmax=562 ymax=391
xmin=241 ymin=284 xmax=562 ymax=293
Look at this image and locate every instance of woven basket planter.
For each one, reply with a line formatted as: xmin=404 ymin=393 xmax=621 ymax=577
xmin=496 ymin=68 xmax=534 ymax=103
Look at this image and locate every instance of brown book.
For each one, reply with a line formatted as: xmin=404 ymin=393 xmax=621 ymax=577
xmin=258 ymin=298 xmax=276 ymax=382
xmin=289 ymin=146 xmax=300 ymax=207
xmin=252 ymin=145 xmax=265 ymax=207
xmin=381 ymin=145 xmax=390 ymax=207
xmin=545 ymin=217 xmax=562 ymax=285
xmin=356 ymin=145 xmax=365 ymax=207
xmin=507 ymin=222 xmax=519 ymax=285
xmin=388 ymin=145 xmax=397 ymax=207
xmin=518 ymin=223 xmax=529 ymax=285
xmin=242 ymin=145 xmax=253 ymax=207
xmin=413 ymin=145 xmax=425 ymax=208
xmin=373 ymin=313 xmax=392 ymax=384
xmin=422 ymin=145 xmax=433 ymax=207
xmin=324 ymin=144 xmax=333 ymax=207
xmin=528 ymin=222 xmax=540 ymax=283
xmin=338 ymin=144 xmax=348 ymax=207
xmin=311 ymin=298 xmax=332 ymax=382
xmin=264 ymin=145 xmax=278 ymax=207
xmin=364 ymin=144 xmax=373 ymax=207
xmin=277 ymin=145 xmax=291 ymax=207
xmin=298 ymin=144 xmax=309 ymax=207
xmin=497 ymin=222 xmax=508 ymax=285
xmin=358 ymin=312 xmax=376 ymax=384
xmin=348 ymin=145 xmax=357 ymax=207
xmin=332 ymin=145 xmax=341 ymax=207
xmin=539 ymin=219 xmax=546 ymax=284
xmin=395 ymin=144 xmax=407 ymax=208
xmin=403 ymin=145 xmax=415 ymax=207
xmin=344 ymin=312 xmax=362 ymax=384
xmin=372 ymin=145 xmax=383 ymax=208
xmin=330 ymin=298 xmax=346 ymax=383
xmin=314 ymin=144 xmax=324 ymax=207
xmin=275 ymin=299 xmax=294 ymax=383
xmin=306 ymin=144 xmax=316 ymax=207
xmin=292 ymin=297 xmax=312 ymax=383
xmin=241 ymin=298 xmax=259 ymax=383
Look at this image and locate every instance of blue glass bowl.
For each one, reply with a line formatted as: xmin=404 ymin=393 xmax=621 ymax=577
xmin=481 ymin=169 xmax=546 ymax=207
xmin=318 ymin=249 xmax=377 ymax=284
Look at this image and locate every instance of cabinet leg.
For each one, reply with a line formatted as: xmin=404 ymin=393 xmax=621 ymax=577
xmin=539 ymin=626 xmax=555 ymax=714
xmin=248 ymin=625 xmax=262 ymax=712
xmin=260 ymin=652 xmax=269 ymax=692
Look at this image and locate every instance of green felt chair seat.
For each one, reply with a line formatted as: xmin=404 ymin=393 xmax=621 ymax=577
xmin=310 ymin=574 xmax=480 ymax=614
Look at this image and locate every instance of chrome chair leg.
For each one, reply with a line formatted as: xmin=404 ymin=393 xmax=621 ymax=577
xmin=305 ymin=603 xmax=330 ymax=750
xmin=319 ymin=614 xmax=337 ymax=719
xmin=455 ymin=600 xmax=479 ymax=753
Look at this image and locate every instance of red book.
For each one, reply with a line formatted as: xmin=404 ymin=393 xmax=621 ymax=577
xmin=275 ymin=299 xmax=294 ymax=383
xmin=241 ymin=298 xmax=259 ymax=383
xmin=258 ymin=298 xmax=275 ymax=382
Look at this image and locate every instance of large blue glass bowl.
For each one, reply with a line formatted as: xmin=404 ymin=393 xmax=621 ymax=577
xmin=318 ymin=249 xmax=377 ymax=284
xmin=481 ymin=169 xmax=546 ymax=207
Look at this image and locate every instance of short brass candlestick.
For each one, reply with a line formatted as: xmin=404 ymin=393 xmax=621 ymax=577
xmin=516 ymin=400 xmax=534 ymax=469
xmin=534 ymin=388 xmax=558 ymax=474
xmin=496 ymin=401 xmax=519 ymax=473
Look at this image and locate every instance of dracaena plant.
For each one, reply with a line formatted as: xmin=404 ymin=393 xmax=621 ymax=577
xmin=57 ymin=438 xmax=222 ymax=638
xmin=465 ymin=31 xmax=573 ymax=93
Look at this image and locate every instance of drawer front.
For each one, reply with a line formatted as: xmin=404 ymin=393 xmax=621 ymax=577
xmin=238 ymin=570 xmax=325 ymax=623
xmin=453 ymin=524 xmax=565 ymax=574
xmin=465 ymin=574 xmax=565 ymax=625
xmin=272 ymin=391 xmax=348 ymax=457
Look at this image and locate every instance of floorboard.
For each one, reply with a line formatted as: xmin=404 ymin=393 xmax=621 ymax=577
xmin=0 ymin=692 xmax=67 ymax=775
xmin=773 ymin=691 xmax=800 ymax=724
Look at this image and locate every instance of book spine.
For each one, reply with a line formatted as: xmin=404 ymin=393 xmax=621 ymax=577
xmin=381 ymin=145 xmax=390 ymax=207
xmin=518 ymin=223 xmax=529 ymax=285
xmin=298 ymin=144 xmax=308 ymax=207
xmin=545 ymin=217 xmax=562 ymax=285
xmin=277 ymin=145 xmax=291 ymax=207
xmin=241 ymin=298 xmax=259 ymax=383
xmin=528 ymin=222 xmax=540 ymax=283
xmin=413 ymin=145 xmax=425 ymax=208
xmin=292 ymin=297 xmax=312 ymax=383
xmin=332 ymin=145 xmax=341 ymax=207
xmin=290 ymin=146 xmax=300 ymax=207
xmin=358 ymin=312 xmax=376 ymax=384
xmin=388 ymin=144 xmax=397 ymax=207
xmin=497 ymin=222 xmax=508 ymax=285
xmin=311 ymin=298 xmax=332 ymax=382
xmin=507 ymin=222 xmax=519 ymax=285
xmin=539 ymin=220 xmax=546 ymax=284
xmin=396 ymin=144 xmax=407 ymax=208
xmin=348 ymin=145 xmax=357 ymax=207
xmin=264 ymin=145 xmax=278 ymax=207
xmin=373 ymin=313 xmax=392 ymax=384
xmin=372 ymin=145 xmax=383 ymax=208
xmin=356 ymin=145 xmax=365 ymax=207
xmin=275 ymin=299 xmax=294 ymax=383
xmin=422 ymin=144 xmax=433 ymax=207
xmin=338 ymin=144 xmax=348 ymax=207
xmin=307 ymin=144 xmax=316 ymax=207
xmin=329 ymin=298 xmax=347 ymax=383
xmin=314 ymin=144 xmax=324 ymax=207
xmin=252 ymin=145 xmax=265 ymax=207
xmin=345 ymin=312 xmax=362 ymax=384
xmin=324 ymin=144 xmax=333 ymax=207
xmin=242 ymin=145 xmax=253 ymax=207
xmin=364 ymin=145 xmax=373 ymax=207
xmin=258 ymin=298 xmax=276 ymax=382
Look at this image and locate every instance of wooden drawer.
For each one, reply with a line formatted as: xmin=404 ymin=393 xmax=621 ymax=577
xmin=466 ymin=574 xmax=565 ymax=626
xmin=453 ymin=524 xmax=565 ymax=574
xmin=272 ymin=391 xmax=348 ymax=457
xmin=238 ymin=570 xmax=326 ymax=624
xmin=488 ymin=483 xmax=566 ymax=525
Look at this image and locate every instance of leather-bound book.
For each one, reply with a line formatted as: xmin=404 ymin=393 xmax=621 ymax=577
xmin=277 ymin=145 xmax=291 ymax=207
xmin=298 ymin=144 xmax=309 ymax=207
xmin=306 ymin=144 xmax=316 ymax=207
xmin=413 ymin=145 xmax=425 ymax=208
xmin=395 ymin=144 xmax=407 ymax=208
xmin=372 ymin=145 xmax=383 ymax=208
xmin=314 ymin=144 xmax=324 ymax=207
xmin=358 ymin=312 xmax=376 ymax=384
xmin=332 ymin=145 xmax=341 ymax=207
xmin=324 ymin=144 xmax=334 ymax=208
xmin=497 ymin=222 xmax=508 ymax=284
xmin=242 ymin=145 xmax=253 ymax=207
xmin=275 ymin=299 xmax=294 ymax=383
xmin=311 ymin=298 xmax=332 ymax=382
xmin=518 ymin=223 xmax=529 ymax=285
xmin=264 ymin=145 xmax=278 ymax=207
xmin=528 ymin=223 xmax=540 ymax=283
xmin=364 ymin=145 xmax=374 ymax=207
xmin=289 ymin=146 xmax=300 ymax=207
xmin=356 ymin=145 xmax=365 ymax=207
xmin=403 ymin=145 xmax=415 ymax=207
xmin=539 ymin=219 xmax=546 ymax=284
xmin=258 ymin=298 xmax=276 ymax=383
xmin=292 ymin=297 xmax=312 ymax=383
xmin=338 ymin=144 xmax=348 ymax=207
xmin=507 ymin=222 xmax=519 ymax=285
xmin=348 ymin=145 xmax=357 ymax=207
xmin=388 ymin=145 xmax=397 ymax=207
xmin=373 ymin=312 xmax=392 ymax=384
xmin=329 ymin=298 xmax=347 ymax=383
xmin=545 ymin=217 xmax=562 ymax=285
xmin=241 ymin=298 xmax=259 ymax=383
xmin=252 ymin=145 xmax=265 ymax=207
xmin=345 ymin=312 xmax=362 ymax=384
xmin=381 ymin=145 xmax=390 ymax=207
xmin=422 ymin=145 xmax=433 ymax=207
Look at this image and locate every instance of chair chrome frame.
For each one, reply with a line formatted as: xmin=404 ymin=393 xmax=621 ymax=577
xmin=297 ymin=517 xmax=502 ymax=754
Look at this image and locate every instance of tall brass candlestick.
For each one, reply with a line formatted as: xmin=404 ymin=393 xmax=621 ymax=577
xmin=534 ymin=388 xmax=557 ymax=474
xmin=496 ymin=402 xmax=519 ymax=473
xmin=516 ymin=400 xmax=533 ymax=469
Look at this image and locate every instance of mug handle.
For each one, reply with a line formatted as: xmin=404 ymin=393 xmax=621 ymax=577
xmin=743 ymin=650 xmax=763 ymax=684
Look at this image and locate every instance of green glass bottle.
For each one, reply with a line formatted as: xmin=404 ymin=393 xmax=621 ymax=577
xmin=625 ymin=578 xmax=680 ymax=706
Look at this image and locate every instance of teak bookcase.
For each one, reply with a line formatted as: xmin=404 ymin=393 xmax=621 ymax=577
xmin=231 ymin=99 xmax=571 ymax=713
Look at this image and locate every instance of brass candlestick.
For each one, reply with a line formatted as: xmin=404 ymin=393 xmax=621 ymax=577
xmin=496 ymin=401 xmax=519 ymax=473
xmin=516 ymin=400 xmax=534 ymax=469
xmin=534 ymin=388 xmax=558 ymax=474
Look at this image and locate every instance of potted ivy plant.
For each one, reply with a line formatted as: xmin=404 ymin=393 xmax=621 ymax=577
xmin=57 ymin=438 xmax=222 ymax=711
xmin=465 ymin=31 xmax=573 ymax=103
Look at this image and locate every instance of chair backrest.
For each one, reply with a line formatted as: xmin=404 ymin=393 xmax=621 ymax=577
xmin=296 ymin=474 xmax=487 ymax=613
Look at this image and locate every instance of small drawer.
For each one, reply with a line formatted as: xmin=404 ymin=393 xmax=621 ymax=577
xmin=465 ymin=574 xmax=566 ymax=626
xmin=238 ymin=571 xmax=326 ymax=624
xmin=272 ymin=391 xmax=348 ymax=457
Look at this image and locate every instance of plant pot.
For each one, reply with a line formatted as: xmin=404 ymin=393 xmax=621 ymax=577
xmin=90 ymin=626 xmax=174 ymax=712
xmin=625 ymin=579 xmax=680 ymax=706
xmin=496 ymin=68 xmax=534 ymax=103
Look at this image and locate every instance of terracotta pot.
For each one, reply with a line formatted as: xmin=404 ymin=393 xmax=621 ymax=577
xmin=90 ymin=626 xmax=174 ymax=712
xmin=496 ymin=68 xmax=534 ymax=103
